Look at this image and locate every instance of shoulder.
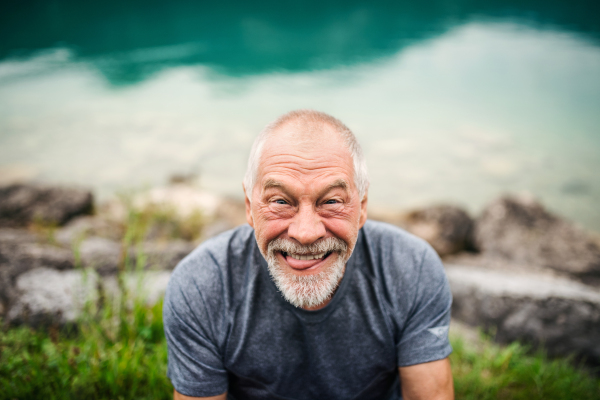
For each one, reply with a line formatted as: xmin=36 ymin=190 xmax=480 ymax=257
xmin=359 ymin=219 xmax=447 ymax=304
xmin=165 ymin=224 xmax=256 ymax=308
xmin=362 ymin=219 xmax=427 ymax=246
xmin=358 ymin=221 xmax=452 ymax=366
xmin=170 ymin=224 xmax=255 ymax=279
xmin=361 ymin=219 xmax=436 ymax=269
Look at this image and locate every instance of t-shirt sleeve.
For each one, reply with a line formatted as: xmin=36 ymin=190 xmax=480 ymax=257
xmin=396 ymin=245 xmax=452 ymax=367
xmin=163 ymin=260 xmax=229 ymax=397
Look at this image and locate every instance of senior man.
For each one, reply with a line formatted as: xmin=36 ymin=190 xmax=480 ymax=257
xmin=164 ymin=110 xmax=454 ymax=400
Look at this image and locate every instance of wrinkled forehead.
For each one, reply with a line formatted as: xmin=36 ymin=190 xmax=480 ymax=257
xmin=261 ymin=120 xmax=349 ymax=158
xmin=253 ymin=121 xmax=355 ymax=191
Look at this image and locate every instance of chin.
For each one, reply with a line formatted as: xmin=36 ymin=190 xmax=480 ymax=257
xmin=263 ymin=237 xmax=349 ymax=309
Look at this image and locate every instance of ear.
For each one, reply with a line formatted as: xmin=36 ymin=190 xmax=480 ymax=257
xmin=243 ymin=184 xmax=254 ymax=228
xmin=358 ymin=192 xmax=368 ymax=229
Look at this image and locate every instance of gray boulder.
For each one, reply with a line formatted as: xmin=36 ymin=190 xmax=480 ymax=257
xmin=0 ymin=229 xmax=75 ymax=311
xmin=135 ymin=240 xmax=195 ymax=270
xmin=102 ymin=270 xmax=172 ymax=307
xmin=446 ymin=262 xmax=600 ymax=364
xmin=7 ymin=267 xmax=98 ymax=326
xmin=4 ymin=242 xmax=75 ymax=271
xmin=79 ymin=237 xmax=122 ymax=275
xmin=0 ymin=227 xmax=40 ymax=245
xmin=6 ymin=267 xmax=171 ymax=326
xmin=474 ymin=195 xmax=600 ymax=276
xmin=0 ymin=184 xmax=93 ymax=227
xmin=77 ymin=237 xmax=193 ymax=274
xmin=403 ymin=205 xmax=474 ymax=257
xmin=55 ymin=216 xmax=123 ymax=247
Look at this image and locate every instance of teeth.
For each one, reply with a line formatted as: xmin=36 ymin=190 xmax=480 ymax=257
xmin=289 ymin=252 xmax=326 ymax=261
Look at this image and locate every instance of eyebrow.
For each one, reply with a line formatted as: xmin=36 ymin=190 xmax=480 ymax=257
xmin=263 ymin=178 xmax=285 ymax=190
xmin=324 ymin=179 xmax=349 ymax=193
xmin=262 ymin=178 xmax=349 ymax=195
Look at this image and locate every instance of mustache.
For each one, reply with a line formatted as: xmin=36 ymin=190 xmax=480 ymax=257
xmin=267 ymin=237 xmax=348 ymax=255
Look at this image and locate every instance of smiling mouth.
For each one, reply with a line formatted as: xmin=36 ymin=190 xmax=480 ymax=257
xmin=281 ymin=251 xmax=331 ymax=260
xmin=281 ymin=251 xmax=332 ymax=262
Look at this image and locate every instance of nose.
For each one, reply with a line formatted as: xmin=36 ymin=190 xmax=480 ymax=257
xmin=287 ymin=203 xmax=326 ymax=246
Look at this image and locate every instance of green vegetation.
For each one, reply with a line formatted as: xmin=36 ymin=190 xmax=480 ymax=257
xmin=451 ymin=333 xmax=600 ymax=399
xmin=0 ymin=197 xmax=199 ymax=400
xmin=0 ymin=297 xmax=171 ymax=400
xmin=2 ymin=299 xmax=599 ymax=399
xmin=119 ymin=195 xmax=205 ymax=243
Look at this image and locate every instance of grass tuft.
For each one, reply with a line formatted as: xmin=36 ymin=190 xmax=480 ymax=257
xmin=119 ymin=194 xmax=205 ymax=243
xmin=0 ymin=296 xmax=171 ymax=400
xmin=450 ymin=332 xmax=600 ymax=399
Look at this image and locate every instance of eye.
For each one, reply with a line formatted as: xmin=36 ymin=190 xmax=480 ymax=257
xmin=324 ymin=199 xmax=339 ymax=205
xmin=274 ymin=199 xmax=288 ymax=205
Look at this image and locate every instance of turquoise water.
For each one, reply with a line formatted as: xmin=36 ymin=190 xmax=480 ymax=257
xmin=1 ymin=1 xmax=599 ymax=231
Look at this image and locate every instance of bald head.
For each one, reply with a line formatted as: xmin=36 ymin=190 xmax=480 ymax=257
xmin=243 ymin=110 xmax=369 ymax=201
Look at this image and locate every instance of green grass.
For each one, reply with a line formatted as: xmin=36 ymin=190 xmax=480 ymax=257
xmin=0 ymin=198 xmax=179 ymax=400
xmin=119 ymin=193 xmax=205 ymax=243
xmin=2 ymin=299 xmax=599 ymax=399
xmin=451 ymin=333 xmax=600 ymax=399
xmin=0 ymin=296 xmax=171 ymax=400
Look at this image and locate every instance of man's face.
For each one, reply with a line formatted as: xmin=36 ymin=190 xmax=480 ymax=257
xmin=245 ymin=123 xmax=367 ymax=310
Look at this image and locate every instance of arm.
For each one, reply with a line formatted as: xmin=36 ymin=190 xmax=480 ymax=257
xmin=398 ymin=358 xmax=454 ymax=400
xmin=174 ymin=389 xmax=227 ymax=400
xmin=163 ymin=263 xmax=229 ymax=398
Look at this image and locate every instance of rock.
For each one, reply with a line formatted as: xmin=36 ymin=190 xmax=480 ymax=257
xmin=6 ymin=266 xmax=170 ymax=326
xmin=79 ymin=237 xmax=122 ymax=275
xmin=102 ymin=271 xmax=172 ymax=307
xmin=126 ymin=271 xmax=171 ymax=306
xmin=0 ymin=227 xmax=40 ymax=244
xmin=403 ymin=205 xmax=474 ymax=257
xmin=0 ymin=184 xmax=93 ymax=227
xmin=68 ymin=234 xmax=194 ymax=274
xmin=0 ymin=229 xmax=75 ymax=310
xmin=77 ymin=237 xmax=193 ymax=273
xmin=474 ymin=195 xmax=600 ymax=276
xmin=7 ymin=268 xmax=98 ymax=326
xmin=446 ymin=263 xmax=600 ymax=365
xmin=55 ymin=216 xmax=123 ymax=247
xmin=96 ymin=197 xmax=128 ymax=223
xmin=133 ymin=183 xmax=220 ymax=219
xmin=6 ymin=243 xmax=75 ymax=271
xmin=135 ymin=240 xmax=195 ymax=270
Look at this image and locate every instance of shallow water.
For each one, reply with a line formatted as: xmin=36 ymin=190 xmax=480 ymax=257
xmin=1 ymin=1 xmax=599 ymax=231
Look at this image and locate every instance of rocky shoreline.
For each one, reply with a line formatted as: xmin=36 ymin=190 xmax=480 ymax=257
xmin=1 ymin=182 xmax=599 ymax=366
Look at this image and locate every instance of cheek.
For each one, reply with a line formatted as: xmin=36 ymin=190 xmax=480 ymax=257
xmin=253 ymin=212 xmax=291 ymax=245
xmin=323 ymin=218 xmax=358 ymax=243
xmin=321 ymin=204 xmax=361 ymax=233
xmin=259 ymin=219 xmax=289 ymax=236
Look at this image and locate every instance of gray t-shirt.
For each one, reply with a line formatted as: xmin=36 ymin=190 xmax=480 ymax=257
xmin=164 ymin=220 xmax=452 ymax=400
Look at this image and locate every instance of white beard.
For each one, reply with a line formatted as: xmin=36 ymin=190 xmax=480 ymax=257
xmin=263 ymin=237 xmax=349 ymax=309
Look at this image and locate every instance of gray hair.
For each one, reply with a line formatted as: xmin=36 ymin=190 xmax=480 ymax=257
xmin=243 ymin=109 xmax=369 ymax=201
